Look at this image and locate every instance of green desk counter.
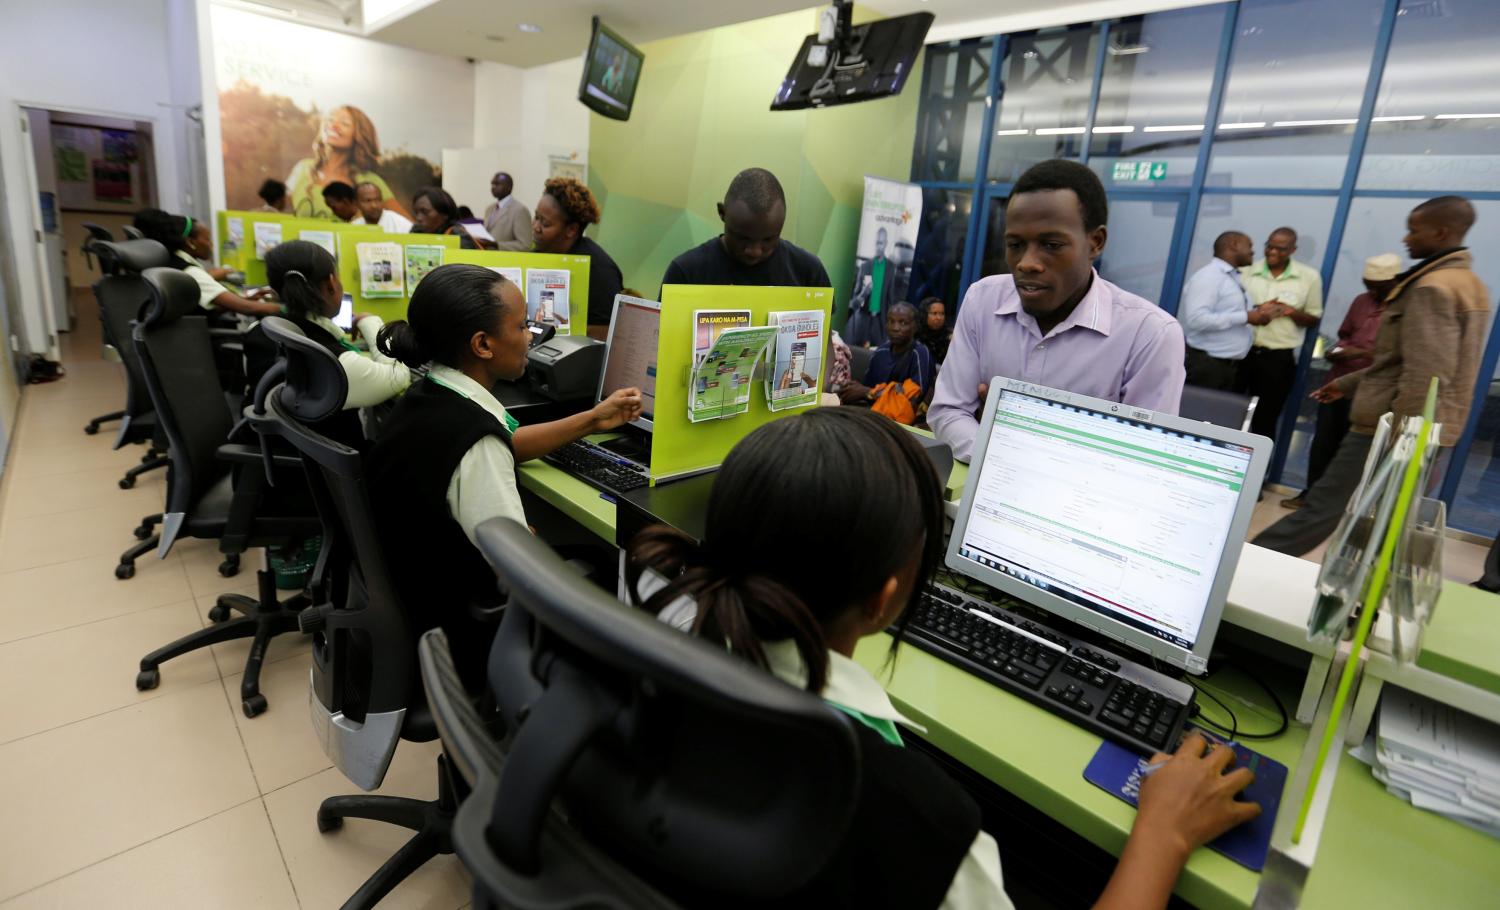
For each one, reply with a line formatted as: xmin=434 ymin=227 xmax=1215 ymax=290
xmin=1417 ymin=581 xmax=1500 ymax=697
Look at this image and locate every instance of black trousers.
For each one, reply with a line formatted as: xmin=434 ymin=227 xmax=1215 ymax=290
xmin=1238 ymin=347 xmax=1297 ymax=440
xmin=1305 ymin=398 xmax=1352 ymax=491
xmin=1254 ymin=433 xmax=1452 ymax=557
xmin=1185 ymin=347 xmax=1239 ymax=392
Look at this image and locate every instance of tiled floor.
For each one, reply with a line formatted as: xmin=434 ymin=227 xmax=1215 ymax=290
xmin=0 ymin=306 xmax=470 ymax=908
xmin=0 ymin=300 xmax=1491 ymax=907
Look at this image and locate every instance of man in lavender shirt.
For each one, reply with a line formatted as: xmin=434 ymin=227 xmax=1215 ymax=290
xmin=930 ymin=160 xmax=1185 ymax=462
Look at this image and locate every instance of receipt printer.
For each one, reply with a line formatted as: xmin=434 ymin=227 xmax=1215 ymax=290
xmin=526 ymin=335 xmax=605 ymax=402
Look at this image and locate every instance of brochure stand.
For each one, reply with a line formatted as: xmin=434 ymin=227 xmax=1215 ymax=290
xmin=216 ymin=210 xmax=383 ymax=287
xmin=651 ymin=284 xmax=833 ymax=483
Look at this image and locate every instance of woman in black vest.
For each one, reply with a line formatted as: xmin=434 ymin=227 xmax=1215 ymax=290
xmin=366 ymin=265 xmax=642 ymax=677
xmin=243 ymin=240 xmax=412 ymax=447
xmin=628 ymin=408 xmax=1260 ymax=909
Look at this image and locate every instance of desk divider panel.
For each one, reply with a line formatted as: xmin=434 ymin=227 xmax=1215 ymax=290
xmin=332 ymin=231 xmax=462 ymax=322
xmin=651 ymin=284 xmax=833 ymax=483
xmin=443 ymin=249 xmax=592 ymax=337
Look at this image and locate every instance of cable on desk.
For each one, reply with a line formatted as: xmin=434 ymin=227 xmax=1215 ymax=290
xmin=1213 ymin=660 xmax=1289 ymax=741
xmin=1186 ymin=679 xmax=1238 ymax=742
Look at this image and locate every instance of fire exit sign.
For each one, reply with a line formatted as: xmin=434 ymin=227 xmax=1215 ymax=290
xmin=1113 ymin=161 xmax=1168 ymax=182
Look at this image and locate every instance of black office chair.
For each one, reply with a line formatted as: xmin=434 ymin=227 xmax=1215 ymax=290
xmin=444 ymin=518 xmax=861 ymax=908
xmin=126 ymin=269 xmax=319 ymax=716
xmin=250 ymin=316 xmax=465 ymax=908
xmin=87 ymin=239 xmax=171 ymax=491
xmin=1179 ymin=385 xmax=1260 ymax=434
xmin=79 ymin=222 xmax=114 ymax=276
xmin=121 ymin=224 xmax=144 ymax=240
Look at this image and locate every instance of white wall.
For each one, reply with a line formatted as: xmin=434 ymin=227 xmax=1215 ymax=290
xmin=471 ymin=56 xmax=590 ymax=221
xmin=0 ymin=0 xmax=200 ymax=357
xmin=925 ymin=0 xmax=1222 ymax=43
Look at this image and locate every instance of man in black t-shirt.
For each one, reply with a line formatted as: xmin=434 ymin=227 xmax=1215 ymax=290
xmin=659 ymin=168 xmax=832 ymax=294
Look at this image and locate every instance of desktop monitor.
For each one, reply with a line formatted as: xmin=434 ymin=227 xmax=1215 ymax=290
xmin=945 ymin=379 xmax=1269 ymax=674
xmin=578 ymin=17 xmax=644 ymax=121
xmin=597 ymin=294 xmax=660 ymax=431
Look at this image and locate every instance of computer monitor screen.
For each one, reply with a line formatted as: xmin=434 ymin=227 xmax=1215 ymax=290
xmin=946 ymin=380 xmax=1269 ymax=674
xmin=597 ymin=294 xmax=660 ymax=430
xmin=578 ymin=18 xmax=643 ymax=121
xmin=334 ymin=293 xmax=354 ymax=331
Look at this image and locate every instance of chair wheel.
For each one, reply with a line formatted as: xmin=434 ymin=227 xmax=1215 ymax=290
xmin=242 ymin=694 xmax=268 ymax=718
xmin=316 ymin=809 xmax=344 ymax=834
xmin=119 ymin=477 xmax=135 ymax=490
xmin=207 ymin=603 xmax=232 ymax=623
xmin=115 ymin=563 xmax=136 ymax=580
xmin=218 ymin=560 xmax=239 ymax=578
xmin=136 ymin=668 xmax=160 ymax=690
xmin=133 ymin=524 xmax=152 ymax=540
xmin=85 ymin=424 xmax=100 ymax=435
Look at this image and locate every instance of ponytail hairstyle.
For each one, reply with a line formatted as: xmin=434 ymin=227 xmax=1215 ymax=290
xmin=377 ymin=263 xmax=516 ymax=369
xmin=627 ymin=407 xmax=946 ymax=693
xmin=265 ymin=240 xmax=337 ymax=319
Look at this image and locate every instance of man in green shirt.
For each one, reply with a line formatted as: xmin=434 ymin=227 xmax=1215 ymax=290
xmin=848 ymin=226 xmax=898 ymax=347
xmin=1238 ymin=226 xmax=1323 ymax=440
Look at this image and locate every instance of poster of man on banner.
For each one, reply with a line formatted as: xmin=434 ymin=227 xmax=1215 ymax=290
xmin=845 ymin=175 xmax=923 ymax=348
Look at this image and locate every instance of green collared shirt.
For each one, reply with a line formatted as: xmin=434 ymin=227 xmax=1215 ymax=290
xmin=1242 ymin=258 xmax=1324 ymax=350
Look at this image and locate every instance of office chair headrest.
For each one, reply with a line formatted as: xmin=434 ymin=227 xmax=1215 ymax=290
xmin=140 ymin=266 xmax=206 ymax=326
xmin=475 ymin=519 xmax=860 ymax=893
xmin=260 ymin=316 xmax=349 ymax=422
xmin=91 ymin=239 xmax=170 ymax=275
xmin=121 ymin=224 xmax=145 ymax=240
xmin=81 ymin=222 xmax=114 ymax=243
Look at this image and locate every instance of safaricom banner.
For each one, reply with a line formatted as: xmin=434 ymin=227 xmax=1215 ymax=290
xmin=845 ymin=175 xmax=923 ymax=347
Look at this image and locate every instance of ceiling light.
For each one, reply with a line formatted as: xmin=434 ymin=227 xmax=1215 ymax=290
xmin=1092 ymin=125 xmax=1135 ymax=134
xmin=1372 ymin=115 xmax=1426 ymax=122
xmin=518 ymin=22 xmax=542 ymax=33
xmin=1218 ymin=121 xmax=1267 ymax=130
xmin=1108 ymin=44 xmax=1150 ymax=56
xmin=1143 ymin=124 xmax=1204 ymax=133
xmin=994 ymin=129 xmax=1030 ymax=136
xmin=1035 ymin=126 xmax=1086 ymax=135
xmin=1435 ymin=113 xmax=1500 ymax=120
xmin=1271 ymin=118 xmax=1357 ymax=127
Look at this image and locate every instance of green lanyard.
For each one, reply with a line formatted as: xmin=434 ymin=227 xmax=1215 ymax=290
xmin=828 ymin=701 xmax=904 ymax=747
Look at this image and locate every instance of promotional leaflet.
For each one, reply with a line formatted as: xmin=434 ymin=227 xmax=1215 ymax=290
xmin=525 ymin=268 xmax=571 ymax=325
xmin=404 ymin=244 xmax=446 ymax=292
xmin=253 ymin=221 xmax=283 ymax=259
xmin=224 ymin=217 xmax=244 ymax=257
xmin=357 ymin=242 xmax=404 ymax=299
xmin=693 ymin=309 xmax=751 ymax=364
xmin=766 ymin=309 xmax=825 ymax=411
xmin=688 ymin=325 xmax=777 ymax=423
xmin=489 ymin=266 xmax=524 ymax=293
xmin=300 ymin=230 xmax=336 ymax=258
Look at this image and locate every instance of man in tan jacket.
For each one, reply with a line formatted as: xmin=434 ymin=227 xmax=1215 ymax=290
xmin=483 ymin=171 xmax=532 ymax=251
xmin=1255 ymin=196 xmax=1489 ymax=556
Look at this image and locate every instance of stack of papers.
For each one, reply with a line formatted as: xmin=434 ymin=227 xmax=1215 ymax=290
xmin=1358 ymin=687 xmax=1500 ymax=838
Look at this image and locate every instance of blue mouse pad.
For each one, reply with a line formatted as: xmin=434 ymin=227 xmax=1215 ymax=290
xmin=1082 ymin=726 xmax=1287 ymax=871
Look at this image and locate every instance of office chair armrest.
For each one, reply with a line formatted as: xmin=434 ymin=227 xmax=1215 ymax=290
xmin=216 ymin=443 xmax=301 ymax=470
xmin=219 ymin=342 xmax=243 ymax=356
xmin=209 ymin=328 xmax=241 ymax=340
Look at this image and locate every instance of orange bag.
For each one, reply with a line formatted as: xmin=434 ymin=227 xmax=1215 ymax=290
xmin=869 ymin=379 xmax=922 ymax=425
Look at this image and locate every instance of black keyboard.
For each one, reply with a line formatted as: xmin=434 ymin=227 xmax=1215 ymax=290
xmin=904 ymin=584 xmax=1194 ymax=756
xmin=544 ymin=441 xmax=649 ymax=495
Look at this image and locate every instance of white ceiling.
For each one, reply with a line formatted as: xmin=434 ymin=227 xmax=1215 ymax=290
xmin=367 ymin=1 xmax=829 ymax=68
xmin=224 ymin=0 xmax=1222 ymax=68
